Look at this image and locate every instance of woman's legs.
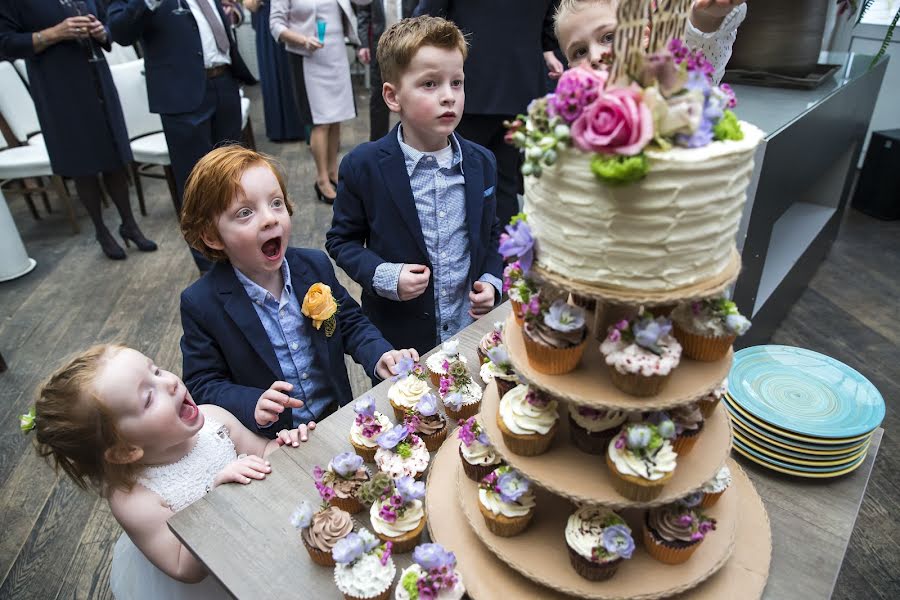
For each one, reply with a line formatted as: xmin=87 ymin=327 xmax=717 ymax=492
xmin=309 ymin=124 xmax=335 ymax=199
xmin=103 ymin=169 xmax=157 ymax=252
xmin=327 ymin=122 xmax=340 ymax=183
xmin=72 ymin=174 xmax=125 ymax=260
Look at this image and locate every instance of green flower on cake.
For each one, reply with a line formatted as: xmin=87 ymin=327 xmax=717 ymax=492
xmin=590 ymin=154 xmax=650 ymax=185
xmin=713 ymin=110 xmax=743 ymax=142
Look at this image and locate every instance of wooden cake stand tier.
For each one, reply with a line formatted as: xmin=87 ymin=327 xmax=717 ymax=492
xmin=531 ymin=247 xmax=742 ymax=306
xmin=481 ymin=384 xmax=733 ymax=508
xmin=505 ymin=314 xmax=732 ymax=412
xmin=426 ymin=438 xmax=772 ymax=600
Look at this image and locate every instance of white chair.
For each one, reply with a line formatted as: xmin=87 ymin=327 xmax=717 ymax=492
xmin=13 ymin=59 xmax=28 ymax=84
xmin=0 ymin=61 xmax=41 ymax=144
xmin=240 ymin=95 xmax=256 ymax=150
xmin=104 ymin=43 xmax=139 ymax=66
xmin=108 ymin=59 xmax=178 ymax=215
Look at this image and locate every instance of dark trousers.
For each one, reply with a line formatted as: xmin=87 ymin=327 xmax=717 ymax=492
xmin=368 ymin=55 xmax=390 ymax=141
xmin=454 ymin=113 xmax=521 ymax=227
xmin=161 ymin=72 xmax=242 ymax=271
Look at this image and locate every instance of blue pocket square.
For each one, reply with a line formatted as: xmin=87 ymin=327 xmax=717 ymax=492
xmin=483 ymin=186 xmax=495 ymax=197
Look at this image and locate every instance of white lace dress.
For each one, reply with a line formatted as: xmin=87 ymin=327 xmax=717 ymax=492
xmin=109 ymin=417 xmax=237 ymax=599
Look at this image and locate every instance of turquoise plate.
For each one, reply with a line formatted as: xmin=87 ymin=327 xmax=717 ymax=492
xmin=733 ymin=438 xmax=868 ymax=474
xmin=731 ymin=421 xmax=869 ymax=461
xmin=729 ymin=345 xmax=885 ymax=439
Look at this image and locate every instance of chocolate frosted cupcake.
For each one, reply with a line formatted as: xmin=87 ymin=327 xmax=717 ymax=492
xmin=402 ymin=393 xmax=448 ymax=452
xmin=479 ymin=345 xmax=520 ymax=398
xmin=523 ymin=299 xmax=588 ymax=375
xmin=601 ymin=312 xmax=682 ymax=397
xmin=290 ymin=501 xmax=354 ymax=567
xmin=316 ymin=452 xmax=371 ymax=514
xmin=568 ymin=402 xmax=628 ymax=455
xmin=671 ymin=298 xmax=751 ymax=361
xmin=565 ymin=506 xmax=635 ymax=581
xmin=643 ymin=502 xmax=717 ymax=564
xmin=669 ymin=403 xmax=704 ymax=455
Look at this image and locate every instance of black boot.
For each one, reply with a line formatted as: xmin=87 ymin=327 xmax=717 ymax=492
xmin=97 ymin=227 xmax=126 ymax=260
xmin=119 ymin=224 xmax=158 ymax=252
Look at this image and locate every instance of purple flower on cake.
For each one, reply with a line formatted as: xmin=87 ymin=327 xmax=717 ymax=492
xmin=502 ymin=261 xmax=523 ymax=294
xmin=443 ymin=391 xmax=464 ymax=411
xmin=391 ymin=356 xmax=416 ymax=381
xmin=633 ymin=315 xmax=673 ymax=354
xmin=313 ymin=465 xmax=336 ymax=502
xmin=498 ymin=217 xmax=535 ymax=273
xmin=379 ymin=503 xmax=398 ymax=523
xmin=496 ymin=469 xmax=530 ymax=503
xmin=547 ymin=66 xmax=606 ymax=123
xmin=458 ymin=417 xmax=477 ymax=446
xmin=601 ymin=524 xmax=635 ymax=559
xmin=360 ymin=528 xmax=381 ymax=552
xmin=487 ymin=345 xmax=511 ymax=368
xmin=376 ymin=424 xmax=409 ymax=450
xmin=571 ymin=85 xmax=653 ymax=156
xmin=413 ymin=543 xmax=457 ymax=571
xmin=354 ymin=395 xmax=376 ymax=418
xmin=625 ymin=424 xmax=653 ymax=449
xmin=726 ymin=314 xmax=751 ymax=336
xmin=544 ymin=300 xmax=586 ymax=333
xmin=524 ymin=294 xmax=541 ymax=318
xmin=332 ymin=532 xmax=365 ymax=564
xmin=289 ymin=501 xmax=314 ymax=530
xmin=331 ymin=452 xmax=364 ymax=478
xmin=416 ymin=393 xmax=439 ymax=417
xmin=525 ymin=388 xmax=550 ymax=408
xmin=396 ymin=476 xmax=426 ymax=503
xmin=680 ymin=492 xmax=704 ymax=508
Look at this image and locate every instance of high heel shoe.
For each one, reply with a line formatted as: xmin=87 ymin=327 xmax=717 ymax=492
xmin=313 ymin=182 xmax=336 ymax=205
xmin=97 ymin=228 xmax=126 ymax=260
xmin=119 ymin=224 xmax=158 ymax=252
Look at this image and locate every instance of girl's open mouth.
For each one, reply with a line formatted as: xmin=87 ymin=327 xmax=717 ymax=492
xmin=179 ymin=396 xmax=199 ymax=423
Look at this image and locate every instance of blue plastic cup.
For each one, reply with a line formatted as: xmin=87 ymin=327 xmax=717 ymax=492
xmin=316 ymin=18 xmax=327 ymax=44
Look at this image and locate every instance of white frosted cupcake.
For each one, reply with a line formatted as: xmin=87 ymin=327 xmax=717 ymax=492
xmin=374 ymin=424 xmax=430 ymax=480
xmin=332 ymin=528 xmax=396 ymax=600
xmin=350 ymin=396 xmax=394 ymax=462
xmin=368 ymin=476 xmax=426 ymax=554
xmin=426 ymin=339 xmax=467 ymax=386
xmin=457 ymin=417 xmax=502 ymax=482
xmin=478 ymin=466 xmax=536 ymax=537
xmin=440 ymin=362 xmax=483 ymax=422
xmin=601 ymin=314 xmax=682 ymax=397
xmin=479 ymin=345 xmax=519 ymax=397
xmin=700 ymin=464 xmax=732 ymax=507
xmin=497 ymin=384 xmax=558 ymax=456
xmin=396 ymin=544 xmax=466 ymax=600
xmin=606 ymin=421 xmax=678 ymax=501
xmin=672 ymin=298 xmax=750 ymax=361
xmin=568 ymin=403 xmax=628 ymax=454
xmin=387 ymin=364 xmax=432 ymax=421
xmin=565 ymin=506 xmax=635 ymax=581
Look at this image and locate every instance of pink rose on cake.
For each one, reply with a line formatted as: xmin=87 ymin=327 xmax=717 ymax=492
xmin=548 ymin=66 xmax=608 ymax=124
xmin=571 ymin=85 xmax=653 ymax=156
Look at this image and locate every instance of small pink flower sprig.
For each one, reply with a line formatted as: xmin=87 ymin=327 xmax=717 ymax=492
xmin=606 ymin=309 xmax=673 ymax=356
xmin=673 ymin=505 xmax=717 ymax=541
xmin=353 ymin=396 xmax=386 ymax=439
xmin=312 ymin=452 xmax=366 ymax=504
xmin=332 ymin=529 xmax=393 ymax=567
xmin=458 ymin=416 xmax=491 ymax=448
xmin=391 ymin=356 xmax=428 ymax=383
xmin=404 ymin=543 xmax=460 ymax=599
xmin=313 ymin=465 xmax=336 ymax=504
xmin=376 ymin=476 xmax=425 ymax=524
xmin=480 ymin=466 xmax=531 ymax=504
xmin=438 ymin=359 xmax=472 ymax=397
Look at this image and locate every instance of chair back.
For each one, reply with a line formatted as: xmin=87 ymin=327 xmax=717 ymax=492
xmin=0 ymin=61 xmax=41 ymax=144
xmin=104 ymin=43 xmax=139 ymax=66
xmin=13 ymin=59 xmax=28 ymax=84
xmin=108 ymin=59 xmax=163 ymax=140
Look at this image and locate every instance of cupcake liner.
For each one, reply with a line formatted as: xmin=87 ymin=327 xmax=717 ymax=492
xmin=700 ymin=396 xmax=721 ymax=419
xmin=673 ymin=324 xmax=735 ymax=362
xmin=605 ymin=453 xmax=672 ymax=501
xmin=389 ymin=399 xmax=413 ymax=422
xmin=497 ymin=408 xmax=557 ymax=456
xmin=568 ymin=415 xmax=619 ymax=455
xmin=510 ymin=300 xmax=524 ymax=326
xmin=445 ymin=400 xmax=481 ymax=422
xmin=428 ymin=370 xmax=443 ymax=388
xmin=343 ymin=589 xmax=391 ymax=600
xmin=458 ymin=445 xmax=502 ymax=482
xmin=477 ymin=347 xmax=488 ymax=364
xmin=566 ymin=545 xmax=622 ymax=581
xmin=671 ymin=425 xmax=703 ymax=456
xmin=700 ymin=489 xmax=725 ymax=508
xmin=478 ymin=500 xmax=533 ymax=537
xmin=642 ymin=524 xmax=701 ymax=564
xmin=607 ymin=368 xmax=670 ymax=397
xmin=349 ymin=438 xmax=379 ymax=463
xmin=522 ymin=332 xmax=587 ymax=375
xmin=302 ymin=535 xmax=336 ymax=567
xmin=374 ymin=516 xmax=425 ymax=554
xmin=329 ymin=494 xmax=364 ymax=515
xmin=495 ymin=377 xmax=517 ymax=398
xmin=419 ymin=426 xmax=448 ymax=452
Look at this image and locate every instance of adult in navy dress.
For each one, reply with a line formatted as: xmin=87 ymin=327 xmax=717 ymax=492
xmin=106 ymin=0 xmax=256 ymax=270
xmin=0 ymin=0 xmax=157 ymax=260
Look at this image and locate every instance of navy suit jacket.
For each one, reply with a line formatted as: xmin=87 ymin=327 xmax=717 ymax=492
xmin=180 ymin=248 xmax=392 ymax=437
xmin=326 ymin=124 xmax=504 ymax=354
xmin=106 ymin=0 xmax=255 ymax=115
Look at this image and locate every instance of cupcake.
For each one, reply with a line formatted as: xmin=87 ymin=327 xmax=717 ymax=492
xmin=387 ymin=359 xmax=432 ymax=421
xmin=479 ymin=345 xmax=520 ymax=397
xmin=699 ymin=378 xmax=727 ymax=418
xmin=568 ymin=403 xmax=628 ymax=455
xmin=503 ymin=261 xmax=536 ymax=327
xmin=396 ymin=543 xmax=466 ymax=600
xmin=477 ymin=321 xmax=504 ymax=362
xmin=426 ymin=339 xmax=468 ymax=387
xmin=522 ymin=299 xmax=588 ymax=375
xmin=290 ymin=501 xmax=354 ymax=567
xmin=332 ymin=528 xmax=396 ymax=600
xmin=565 ymin=506 xmax=635 ymax=581
xmin=497 ymin=384 xmax=558 ymax=456
xmin=402 ymin=393 xmax=447 ymax=452
xmin=671 ymin=298 xmax=751 ymax=361
xmin=643 ymin=502 xmax=717 ymax=564
xmin=368 ymin=476 xmax=427 ymax=554
xmin=440 ymin=360 xmax=483 ymax=421
xmin=606 ymin=420 xmax=678 ymax=501
xmin=478 ymin=466 xmax=536 ymax=537
xmin=349 ymin=396 xmax=394 ymax=463
xmin=457 ymin=417 xmax=503 ymax=482
xmin=699 ymin=464 xmax=732 ymax=507
xmin=600 ymin=312 xmax=682 ymax=397
xmin=669 ymin=403 xmax=704 ymax=456
xmin=374 ymin=424 xmax=430 ymax=480
xmin=315 ymin=452 xmax=371 ymax=514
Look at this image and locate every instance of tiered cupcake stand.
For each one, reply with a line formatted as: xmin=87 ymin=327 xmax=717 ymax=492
xmin=424 ymin=265 xmax=773 ymax=599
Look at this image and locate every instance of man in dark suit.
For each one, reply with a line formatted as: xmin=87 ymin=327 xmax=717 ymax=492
xmin=356 ymin=0 xmax=417 ymax=141
xmin=107 ymin=0 xmax=256 ymax=270
xmin=414 ymin=0 xmax=559 ymax=227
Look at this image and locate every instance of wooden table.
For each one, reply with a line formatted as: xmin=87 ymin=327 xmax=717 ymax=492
xmin=169 ymin=303 xmax=883 ymax=599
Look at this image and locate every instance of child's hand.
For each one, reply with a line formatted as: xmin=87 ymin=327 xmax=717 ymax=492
xmin=274 ymin=422 xmax=316 ymax=447
xmin=376 ymin=348 xmax=421 ymax=380
xmin=691 ymin=0 xmax=745 ymax=32
xmin=397 ymin=264 xmax=431 ymax=301
xmin=468 ymin=281 xmax=496 ymax=319
xmin=255 ymin=381 xmax=304 ymax=427
xmin=543 ymin=50 xmax=564 ymax=80
xmin=212 ymin=455 xmax=271 ymax=488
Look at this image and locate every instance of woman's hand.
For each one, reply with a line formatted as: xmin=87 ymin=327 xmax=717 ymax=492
xmin=243 ymin=0 xmax=262 ymax=12
xmin=300 ymin=34 xmax=323 ymax=52
xmin=87 ymin=15 xmax=107 ymax=42
xmin=49 ymin=16 xmax=94 ymax=42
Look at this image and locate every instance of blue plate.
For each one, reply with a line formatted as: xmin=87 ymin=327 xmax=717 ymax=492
xmin=732 ymin=438 xmax=868 ymax=474
xmin=729 ymin=345 xmax=885 ymax=439
xmin=731 ymin=421 xmax=869 ymax=461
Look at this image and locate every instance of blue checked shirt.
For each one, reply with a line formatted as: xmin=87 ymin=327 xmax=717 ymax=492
xmin=234 ymin=262 xmax=334 ymax=425
xmin=373 ymin=126 xmax=502 ymax=343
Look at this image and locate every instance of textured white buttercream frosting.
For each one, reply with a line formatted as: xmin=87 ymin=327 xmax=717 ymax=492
xmin=525 ymin=122 xmax=762 ymax=292
xmin=480 ymin=361 xmax=518 ymax=384
xmin=499 ymin=385 xmax=558 ymax=435
xmin=460 ymin=437 xmax=501 ymax=466
xmin=374 ymin=436 xmax=430 ymax=479
xmin=600 ymin=335 xmax=682 ymax=376
xmin=334 ymin=554 xmax=396 ymax=598
xmin=568 ymin=402 xmax=627 ymax=433
xmin=607 ymin=437 xmax=677 ymax=481
xmin=701 ymin=465 xmax=732 ymax=494
xmin=369 ymin=499 xmax=425 ymax=537
xmin=395 ymin=564 xmax=466 ymax=600
xmin=565 ymin=506 xmax=628 ymax=562
xmin=349 ymin=411 xmax=393 ymax=448
xmin=388 ymin=376 xmax=431 ymax=410
xmin=478 ymin=487 xmax=536 ymax=517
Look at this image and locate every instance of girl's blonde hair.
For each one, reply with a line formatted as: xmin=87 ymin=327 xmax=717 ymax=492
xmin=33 ymin=344 xmax=140 ymax=495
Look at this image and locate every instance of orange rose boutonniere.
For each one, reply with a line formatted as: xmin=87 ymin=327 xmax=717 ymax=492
xmin=302 ymin=282 xmax=339 ymax=337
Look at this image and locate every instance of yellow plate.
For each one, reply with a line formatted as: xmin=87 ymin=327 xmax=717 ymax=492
xmin=725 ymin=394 xmax=873 ymax=444
xmin=730 ymin=419 xmax=870 ymax=456
xmin=733 ymin=429 xmax=870 ymax=467
xmin=732 ymin=445 xmax=867 ymax=478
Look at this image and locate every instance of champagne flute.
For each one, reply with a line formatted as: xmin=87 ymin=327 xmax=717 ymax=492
xmin=172 ymin=0 xmax=192 ymax=15
xmin=60 ymin=0 xmax=103 ymax=62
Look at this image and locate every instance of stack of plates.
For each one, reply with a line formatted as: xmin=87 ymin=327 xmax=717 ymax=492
xmin=725 ymin=345 xmax=884 ymax=478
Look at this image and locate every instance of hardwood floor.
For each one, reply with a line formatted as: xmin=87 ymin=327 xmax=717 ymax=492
xmin=1 ymin=81 xmax=897 ymax=599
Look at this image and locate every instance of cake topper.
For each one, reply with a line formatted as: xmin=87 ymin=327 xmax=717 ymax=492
xmin=609 ymin=0 xmax=691 ymax=85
